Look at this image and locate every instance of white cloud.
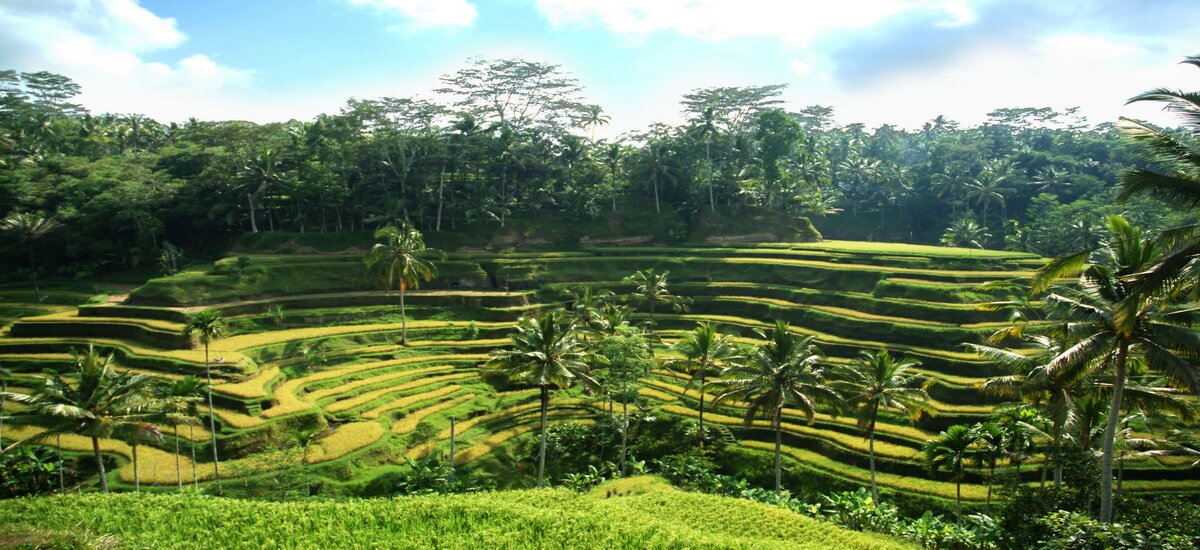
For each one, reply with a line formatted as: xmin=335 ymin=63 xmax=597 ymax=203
xmin=343 ymin=0 xmax=477 ymax=28
xmin=534 ymin=0 xmax=972 ymax=45
xmin=0 ymin=0 xmax=259 ymax=120
xmin=800 ymin=33 xmax=1190 ymax=130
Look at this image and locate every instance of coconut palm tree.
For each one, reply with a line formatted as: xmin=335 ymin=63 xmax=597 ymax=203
xmin=156 ymin=376 xmax=204 ymax=490
xmin=0 ymin=345 xmax=159 ymax=493
xmin=940 ymin=217 xmax=990 ymax=249
xmin=711 ymin=320 xmax=842 ymax=496
xmin=971 ymin=421 xmax=1005 ymax=514
xmin=1112 ymin=56 xmax=1200 ymax=299
xmin=667 ymin=322 xmax=744 ymax=447
xmin=1 ymin=211 xmax=60 ymax=302
xmin=923 ymin=424 xmax=978 ymax=522
xmin=487 ymin=310 xmax=598 ymax=487
xmin=121 ymin=421 xmax=162 ymax=492
xmin=1030 ymin=215 xmax=1200 ymax=521
xmin=183 ymin=309 xmax=226 ymax=490
xmin=624 ymin=269 xmax=690 ymax=328
xmin=835 ymin=348 xmax=933 ymax=504
xmin=688 ymin=105 xmax=720 ymax=212
xmin=364 ymin=223 xmax=443 ymax=345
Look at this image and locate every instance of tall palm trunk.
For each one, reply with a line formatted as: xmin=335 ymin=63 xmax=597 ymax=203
xmin=190 ymin=424 xmax=198 ymax=487
xmin=174 ymin=426 xmax=182 ymax=491
xmin=986 ymin=460 xmax=995 ymax=514
xmin=619 ymin=398 xmax=629 ymax=477
xmin=868 ymin=405 xmax=880 ymax=504
xmin=537 ymin=385 xmax=549 ymax=488
xmin=652 ymin=174 xmax=661 ymax=213
xmin=773 ymin=408 xmax=783 ymax=497
xmin=203 ymin=344 xmax=221 ymax=493
xmin=697 ymin=367 xmax=707 ymax=448
xmin=1 ymin=381 xmax=5 ymax=443
xmin=26 ymin=246 xmax=44 ymax=303
xmin=92 ymin=436 xmax=109 ymax=493
xmin=955 ymin=478 xmax=962 ymax=523
xmin=57 ymin=434 xmax=64 ymax=492
xmin=247 ymin=194 xmax=258 ymax=233
xmin=1100 ymin=342 xmax=1129 ymax=522
xmin=436 ymin=166 xmax=445 ymax=231
xmin=706 ymin=140 xmax=715 ymax=213
xmin=132 ymin=441 xmax=140 ymax=492
xmin=400 ymin=288 xmax=408 ymax=345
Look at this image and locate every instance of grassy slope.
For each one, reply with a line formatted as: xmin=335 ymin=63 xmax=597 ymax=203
xmin=0 ymin=479 xmax=912 ymax=550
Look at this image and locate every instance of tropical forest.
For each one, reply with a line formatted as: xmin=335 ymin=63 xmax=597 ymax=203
xmin=1 ymin=2 xmax=1199 ymax=548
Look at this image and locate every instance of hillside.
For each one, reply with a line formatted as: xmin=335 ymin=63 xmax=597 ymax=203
xmin=1 ymin=239 xmax=1197 ymax=505
xmin=0 ymin=478 xmax=912 ymax=549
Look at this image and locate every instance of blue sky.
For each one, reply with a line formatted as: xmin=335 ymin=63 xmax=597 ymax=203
xmin=2 ymin=0 xmax=1198 ymax=133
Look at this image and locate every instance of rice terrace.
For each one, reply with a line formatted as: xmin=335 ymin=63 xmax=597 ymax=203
xmin=3 ymin=2 xmax=1200 ymax=548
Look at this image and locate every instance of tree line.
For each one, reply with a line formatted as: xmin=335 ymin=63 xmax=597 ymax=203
xmin=3 ymin=59 xmax=1196 ymax=278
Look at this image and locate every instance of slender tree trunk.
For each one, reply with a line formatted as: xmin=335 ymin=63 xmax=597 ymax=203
xmin=1100 ymin=342 xmax=1129 ymax=522
xmin=92 ymin=436 xmax=109 ymax=493
xmin=0 ymin=381 xmax=5 ymax=443
xmin=986 ymin=461 xmax=995 ymax=515
xmin=868 ymin=405 xmax=880 ymax=504
xmin=652 ymin=175 xmax=660 ymax=213
xmin=620 ymin=399 xmax=629 ymax=477
xmin=57 ymin=434 xmax=64 ymax=492
xmin=204 ymin=344 xmax=221 ymax=494
xmin=955 ymin=479 xmax=962 ymax=523
xmin=190 ymin=425 xmax=198 ymax=487
xmin=1116 ymin=451 xmax=1125 ymax=499
xmin=27 ymin=247 xmax=41 ymax=303
xmin=706 ymin=140 xmax=715 ymax=213
xmin=773 ymin=409 xmax=783 ymax=497
xmin=247 ymin=194 xmax=258 ymax=233
xmin=436 ymin=166 xmax=445 ymax=231
xmin=1052 ymin=419 xmax=1063 ymax=489
xmin=133 ymin=442 xmax=140 ymax=493
xmin=537 ymin=385 xmax=549 ymax=488
xmin=175 ymin=426 xmax=182 ymax=491
xmin=449 ymin=416 xmax=456 ymax=475
xmin=400 ymin=288 xmax=408 ymax=345
xmin=697 ymin=368 xmax=706 ymax=448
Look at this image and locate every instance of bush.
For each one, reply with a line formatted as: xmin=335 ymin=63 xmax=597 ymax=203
xmin=1037 ymin=511 xmax=1196 ymax=550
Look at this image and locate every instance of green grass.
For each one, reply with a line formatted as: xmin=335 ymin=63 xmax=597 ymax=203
xmin=0 ymin=486 xmax=912 ymax=549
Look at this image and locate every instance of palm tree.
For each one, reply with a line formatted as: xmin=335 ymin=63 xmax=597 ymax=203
xmin=1029 ymin=214 xmax=1200 ymax=522
xmin=487 ymin=310 xmax=598 ymax=487
xmin=624 ymin=269 xmax=689 ymax=328
xmin=582 ymin=104 xmax=609 ymax=142
xmin=364 ymin=223 xmax=442 ymax=345
xmin=184 ymin=309 xmax=226 ymax=490
xmin=1 ymin=345 xmax=159 ymax=493
xmin=667 ymin=322 xmax=744 ymax=447
xmin=971 ymin=421 xmax=1005 ymax=514
xmin=1 ymin=211 xmax=60 ymax=302
xmin=835 ymin=348 xmax=933 ymax=504
xmin=602 ymin=141 xmax=625 ymax=212
xmin=923 ymin=424 xmax=978 ymax=522
xmin=711 ymin=320 xmax=842 ymax=496
xmin=122 ymin=421 xmax=163 ymax=492
xmin=239 ymin=149 xmax=287 ymax=232
xmin=940 ymin=217 xmax=990 ymax=249
xmin=643 ymin=141 xmax=680 ymax=214
xmin=1113 ymin=56 xmax=1200 ymax=299
xmin=688 ymin=105 xmax=719 ymax=212
xmin=157 ymin=376 xmax=204 ymax=491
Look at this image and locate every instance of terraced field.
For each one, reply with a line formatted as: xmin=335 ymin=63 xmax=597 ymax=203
xmin=2 ymin=241 xmax=1196 ymax=501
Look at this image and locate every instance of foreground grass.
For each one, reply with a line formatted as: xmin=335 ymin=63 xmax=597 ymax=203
xmin=0 ymin=482 xmax=913 ymax=549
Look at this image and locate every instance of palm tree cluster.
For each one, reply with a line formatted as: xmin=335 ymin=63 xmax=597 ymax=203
xmin=490 ymin=270 xmax=935 ymax=500
xmin=0 ymin=345 xmax=204 ymax=493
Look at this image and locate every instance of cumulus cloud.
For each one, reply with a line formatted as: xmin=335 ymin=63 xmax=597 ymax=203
xmin=0 ymin=0 xmax=257 ymax=120
xmin=343 ymin=0 xmax=477 ymax=29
